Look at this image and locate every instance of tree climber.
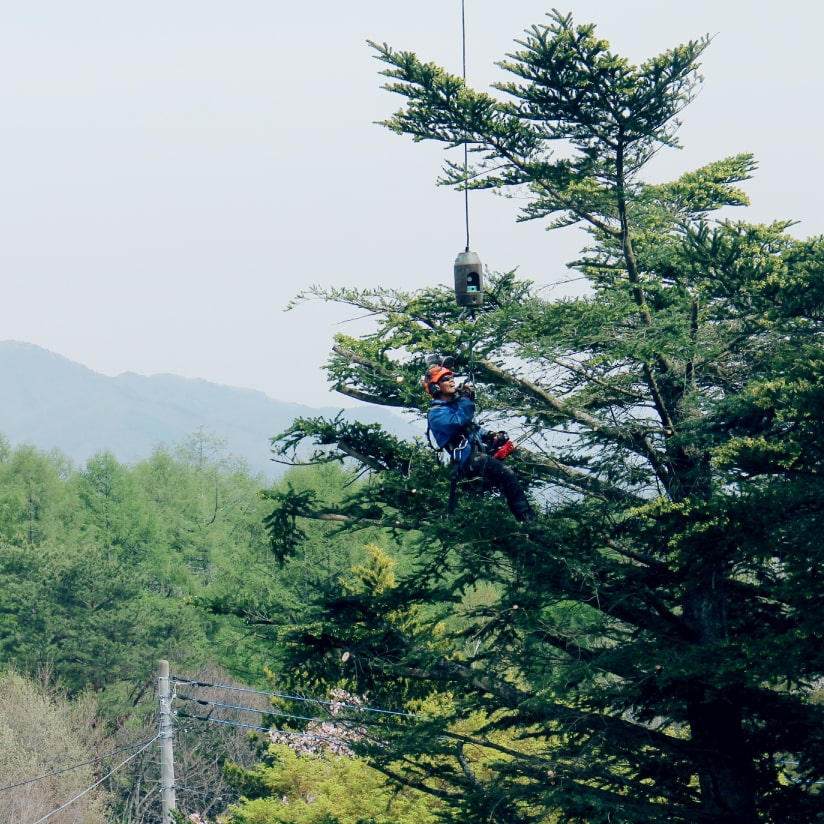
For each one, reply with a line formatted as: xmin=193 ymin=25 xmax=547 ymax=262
xmin=424 ymin=362 xmax=535 ymax=523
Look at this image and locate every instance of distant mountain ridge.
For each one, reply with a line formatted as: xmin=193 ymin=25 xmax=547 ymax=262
xmin=0 ymin=341 xmax=411 ymax=479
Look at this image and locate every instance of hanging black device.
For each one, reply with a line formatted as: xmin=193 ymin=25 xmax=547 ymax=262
xmin=454 ymin=249 xmax=483 ymax=308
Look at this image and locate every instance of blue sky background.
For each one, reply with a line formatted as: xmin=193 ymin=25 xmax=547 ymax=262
xmin=2 ymin=1 xmax=821 ymax=405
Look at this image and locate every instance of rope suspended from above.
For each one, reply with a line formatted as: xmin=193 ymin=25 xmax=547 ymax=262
xmin=453 ymin=0 xmax=484 ymax=313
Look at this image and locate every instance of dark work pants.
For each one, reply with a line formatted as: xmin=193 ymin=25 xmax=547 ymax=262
xmin=464 ymin=449 xmax=534 ymax=522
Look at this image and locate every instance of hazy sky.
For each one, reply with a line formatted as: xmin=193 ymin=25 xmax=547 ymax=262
xmin=2 ymin=1 xmax=821 ymax=407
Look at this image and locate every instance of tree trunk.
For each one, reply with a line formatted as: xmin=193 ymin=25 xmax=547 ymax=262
xmin=685 ymin=575 xmax=758 ymax=823
xmin=688 ymin=697 xmax=758 ymax=824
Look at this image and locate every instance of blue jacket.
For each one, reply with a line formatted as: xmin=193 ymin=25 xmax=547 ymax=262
xmin=427 ymin=396 xmax=483 ymax=468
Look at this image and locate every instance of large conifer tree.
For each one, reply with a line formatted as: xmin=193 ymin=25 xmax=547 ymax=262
xmin=263 ymin=11 xmax=824 ymax=823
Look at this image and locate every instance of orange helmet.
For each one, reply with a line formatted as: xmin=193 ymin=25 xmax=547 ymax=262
xmin=423 ymin=365 xmax=453 ymax=397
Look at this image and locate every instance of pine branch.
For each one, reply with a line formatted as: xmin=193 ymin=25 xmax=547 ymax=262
xmin=478 ymin=357 xmax=673 ymax=485
xmin=289 ymin=507 xmax=415 ymax=531
xmin=334 ymin=385 xmax=407 ymax=407
xmin=336 ymin=442 xmax=388 ymax=473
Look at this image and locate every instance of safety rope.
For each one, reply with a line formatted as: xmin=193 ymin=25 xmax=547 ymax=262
xmin=461 ymin=0 xmax=470 ymax=253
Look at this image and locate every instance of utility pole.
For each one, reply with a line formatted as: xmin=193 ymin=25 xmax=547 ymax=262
xmin=158 ymin=659 xmax=177 ymax=822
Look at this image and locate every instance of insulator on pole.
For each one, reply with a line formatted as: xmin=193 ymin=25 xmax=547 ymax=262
xmin=454 ymin=249 xmax=483 ymax=308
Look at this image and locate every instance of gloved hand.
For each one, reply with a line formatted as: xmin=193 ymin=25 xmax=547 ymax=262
xmin=481 ymin=429 xmax=508 ymax=452
xmin=459 ymin=383 xmax=475 ymax=399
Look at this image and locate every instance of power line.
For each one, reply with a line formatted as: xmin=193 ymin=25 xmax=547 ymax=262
xmin=175 ymin=693 xmax=424 ymax=743
xmin=174 ymin=692 xmax=426 ymax=744
xmin=776 ymin=760 xmax=824 ymax=786
xmin=176 ymin=712 xmax=354 ymax=747
xmin=0 ymin=738 xmax=156 ymax=794
xmin=176 ymin=708 xmax=459 ymax=756
xmin=30 ymin=736 xmax=158 ymax=824
xmin=171 ymin=675 xmax=427 ymax=720
xmin=177 ymin=692 xmax=346 ymax=726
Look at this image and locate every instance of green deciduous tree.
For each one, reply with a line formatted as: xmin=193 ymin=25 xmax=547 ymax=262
xmin=0 ymin=437 xmax=300 ymax=819
xmin=0 ymin=438 xmax=274 ymax=715
xmin=223 ymin=745 xmax=440 ymax=824
xmin=221 ymin=679 xmax=442 ymax=824
xmin=262 ymin=11 xmax=824 ymax=824
xmin=0 ymin=443 xmax=68 ymax=546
